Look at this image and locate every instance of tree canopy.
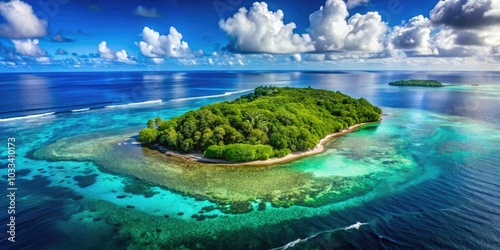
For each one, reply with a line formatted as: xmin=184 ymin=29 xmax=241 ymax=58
xmin=388 ymin=79 xmax=444 ymax=87
xmin=139 ymin=86 xmax=382 ymax=162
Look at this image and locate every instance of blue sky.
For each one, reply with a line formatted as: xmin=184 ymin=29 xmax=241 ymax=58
xmin=0 ymin=0 xmax=499 ymax=71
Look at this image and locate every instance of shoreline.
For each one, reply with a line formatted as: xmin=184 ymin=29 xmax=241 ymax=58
xmin=155 ymin=119 xmax=382 ymax=166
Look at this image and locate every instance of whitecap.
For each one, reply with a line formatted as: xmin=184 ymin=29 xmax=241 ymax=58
xmin=0 ymin=112 xmax=56 ymax=122
xmin=171 ymin=89 xmax=253 ymax=102
xmin=105 ymin=99 xmax=162 ymax=108
xmin=71 ymin=108 xmax=90 ymax=112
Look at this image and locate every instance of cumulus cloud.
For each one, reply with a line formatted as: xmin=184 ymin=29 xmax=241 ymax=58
xmin=430 ymin=0 xmax=500 ymax=28
xmin=12 ymin=39 xmax=46 ymax=57
xmin=35 ymin=56 xmax=50 ymax=63
xmin=308 ymin=0 xmax=386 ymax=52
xmin=0 ymin=0 xmax=48 ymax=38
xmin=219 ymin=1 xmax=385 ymax=53
xmin=115 ymin=50 xmax=136 ymax=64
xmin=219 ymin=2 xmax=314 ymax=53
xmin=151 ymin=58 xmax=164 ymax=64
xmin=215 ymin=0 xmax=497 ymax=61
xmin=427 ymin=0 xmax=500 ymax=57
xmin=344 ymin=12 xmax=387 ymax=51
xmin=138 ymin=26 xmax=191 ymax=58
xmin=291 ymin=54 xmax=302 ymax=61
xmin=98 ymin=41 xmax=115 ymax=59
xmin=308 ymin=0 xmax=350 ymax=51
xmin=346 ymin=0 xmax=370 ymax=9
xmin=133 ymin=5 xmax=163 ymax=18
xmin=389 ymin=15 xmax=435 ymax=55
xmin=433 ymin=28 xmax=490 ymax=57
xmin=453 ymin=30 xmax=488 ymax=46
xmin=98 ymin=41 xmax=136 ymax=64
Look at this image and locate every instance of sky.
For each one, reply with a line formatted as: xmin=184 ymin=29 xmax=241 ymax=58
xmin=0 ymin=0 xmax=499 ymax=71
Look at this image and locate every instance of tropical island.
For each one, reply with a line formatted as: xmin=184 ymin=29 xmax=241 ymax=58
xmin=389 ymin=79 xmax=444 ymax=87
xmin=139 ymin=86 xmax=382 ymax=163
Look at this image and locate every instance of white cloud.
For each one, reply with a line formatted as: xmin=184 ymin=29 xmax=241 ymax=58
xmin=308 ymin=0 xmax=386 ymax=52
xmin=346 ymin=0 xmax=370 ymax=9
xmin=344 ymin=12 xmax=387 ymax=51
xmin=133 ymin=5 xmax=163 ymax=18
xmin=291 ymin=53 xmax=302 ymax=61
xmin=433 ymin=28 xmax=491 ymax=57
xmin=35 ymin=56 xmax=50 ymax=63
xmin=208 ymin=58 xmax=214 ymax=65
xmin=151 ymin=58 xmax=164 ymax=64
xmin=219 ymin=2 xmax=314 ymax=53
xmin=308 ymin=0 xmax=350 ymax=51
xmin=215 ymin=0 xmax=496 ymax=62
xmin=389 ymin=15 xmax=435 ymax=56
xmin=219 ymin=1 xmax=385 ymax=53
xmin=0 ymin=0 xmax=48 ymax=38
xmin=12 ymin=39 xmax=46 ymax=57
xmin=427 ymin=0 xmax=500 ymax=57
xmin=138 ymin=26 xmax=191 ymax=58
xmin=98 ymin=41 xmax=136 ymax=64
xmin=116 ymin=50 xmax=136 ymax=64
xmin=98 ymin=41 xmax=115 ymax=59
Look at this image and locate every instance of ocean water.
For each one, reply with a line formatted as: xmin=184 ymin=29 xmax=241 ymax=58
xmin=0 ymin=71 xmax=499 ymax=249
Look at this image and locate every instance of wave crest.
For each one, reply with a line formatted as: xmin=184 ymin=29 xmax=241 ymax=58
xmin=105 ymin=99 xmax=162 ymax=108
xmin=71 ymin=108 xmax=90 ymax=112
xmin=172 ymin=89 xmax=253 ymax=102
xmin=0 ymin=112 xmax=56 ymax=122
xmin=270 ymin=222 xmax=368 ymax=250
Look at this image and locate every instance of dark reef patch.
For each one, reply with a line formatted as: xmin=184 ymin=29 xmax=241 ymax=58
xmin=122 ymin=177 xmax=159 ymax=198
xmin=17 ymin=168 xmax=31 ymax=176
xmin=73 ymin=174 xmax=98 ymax=188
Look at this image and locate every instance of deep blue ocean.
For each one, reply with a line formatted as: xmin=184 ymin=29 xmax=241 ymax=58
xmin=0 ymin=71 xmax=499 ymax=249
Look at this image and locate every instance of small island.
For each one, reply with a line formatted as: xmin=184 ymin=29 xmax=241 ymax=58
xmin=388 ymin=79 xmax=444 ymax=87
xmin=139 ymin=86 xmax=382 ymax=162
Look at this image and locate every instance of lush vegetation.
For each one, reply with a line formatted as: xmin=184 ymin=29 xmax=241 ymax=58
xmin=204 ymin=144 xmax=274 ymax=162
xmin=139 ymin=86 xmax=382 ymax=162
xmin=388 ymin=79 xmax=444 ymax=87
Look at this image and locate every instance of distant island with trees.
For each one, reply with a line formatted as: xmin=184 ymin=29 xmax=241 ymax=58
xmin=389 ymin=79 xmax=444 ymax=87
xmin=139 ymin=86 xmax=382 ymax=163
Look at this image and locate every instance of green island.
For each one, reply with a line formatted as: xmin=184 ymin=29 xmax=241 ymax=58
xmin=139 ymin=86 xmax=382 ymax=162
xmin=34 ymin=86 xmax=423 ymax=215
xmin=388 ymin=79 xmax=445 ymax=87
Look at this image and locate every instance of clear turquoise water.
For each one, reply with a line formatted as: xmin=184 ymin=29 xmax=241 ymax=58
xmin=0 ymin=71 xmax=499 ymax=249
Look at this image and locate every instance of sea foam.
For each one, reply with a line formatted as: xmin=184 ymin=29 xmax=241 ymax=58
xmin=270 ymin=222 xmax=367 ymax=250
xmin=71 ymin=108 xmax=91 ymax=112
xmin=0 ymin=112 xmax=56 ymax=122
xmin=105 ymin=99 xmax=162 ymax=108
xmin=171 ymin=89 xmax=253 ymax=102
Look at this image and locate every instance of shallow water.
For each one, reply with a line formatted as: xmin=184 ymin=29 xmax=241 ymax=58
xmin=0 ymin=71 xmax=499 ymax=249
